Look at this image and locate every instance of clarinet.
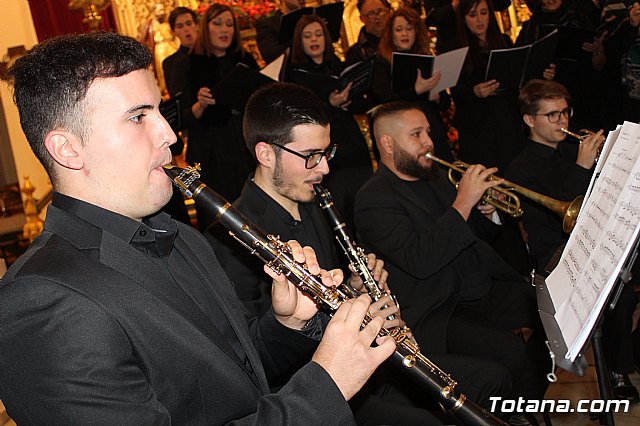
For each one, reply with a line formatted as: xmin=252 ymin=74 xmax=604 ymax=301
xmin=164 ymin=165 xmax=507 ymax=426
xmin=313 ymin=184 xmax=392 ymax=318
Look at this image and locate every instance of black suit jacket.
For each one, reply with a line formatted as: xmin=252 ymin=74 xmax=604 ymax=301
xmin=0 ymin=204 xmax=352 ymax=425
xmin=162 ymin=45 xmax=190 ymax=98
xmin=354 ymin=165 xmax=522 ymax=353
xmin=208 ymin=179 xmax=339 ymax=319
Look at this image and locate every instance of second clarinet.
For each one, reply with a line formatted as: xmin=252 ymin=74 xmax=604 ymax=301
xmin=313 ymin=185 xmax=389 ymax=306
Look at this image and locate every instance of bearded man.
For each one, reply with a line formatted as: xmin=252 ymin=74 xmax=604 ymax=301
xmin=354 ymin=102 xmax=551 ymax=420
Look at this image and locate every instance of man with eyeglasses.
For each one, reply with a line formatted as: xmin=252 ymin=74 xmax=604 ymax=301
xmin=506 ymin=80 xmax=640 ymax=404
xmin=206 ymin=83 xmax=488 ymax=424
xmin=207 ymin=82 xmax=395 ymax=326
xmin=345 ymin=0 xmax=390 ymax=65
xmin=505 ymin=79 xmax=604 ymax=272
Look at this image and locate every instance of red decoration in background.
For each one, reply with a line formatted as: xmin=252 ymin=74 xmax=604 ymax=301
xmin=27 ymin=0 xmax=116 ymax=41
xmin=197 ymin=0 xmax=276 ymax=29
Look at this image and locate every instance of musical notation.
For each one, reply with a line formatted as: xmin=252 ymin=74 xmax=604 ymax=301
xmin=546 ymin=121 xmax=640 ymax=362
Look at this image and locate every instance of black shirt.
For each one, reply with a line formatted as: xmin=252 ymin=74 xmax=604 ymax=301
xmin=52 ymin=192 xmax=249 ymax=365
xmin=505 ymin=139 xmax=592 ymax=271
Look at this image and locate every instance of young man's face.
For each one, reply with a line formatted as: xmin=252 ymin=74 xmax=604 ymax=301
xmin=78 ymin=69 xmax=176 ymax=220
xmin=173 ymin=13 xmax=197 ymax=48
xmin=526 ymin=98 xmax=570 ymax=147
xmin=272 ymin=124 xmax=331 ymax=204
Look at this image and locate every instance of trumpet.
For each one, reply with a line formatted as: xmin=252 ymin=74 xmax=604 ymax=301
xmin=425 ymin=153 xmax=583 ymax=233
xmin=561 ymin=127 xmax=601 ymax=163
xmin=560 ymin=127 xmax=596 ymax=141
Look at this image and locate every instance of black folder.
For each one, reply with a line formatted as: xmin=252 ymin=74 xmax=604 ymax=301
xmin=523 ymin=29 xmax=559 ymax=82
xmin=288 ymin=57 xmax=374 ymax=101
xmin=485 ymin=45 xmax=531 ymax=90
xmin=485 ymin=29 xmax=559 ymax=90
xmin=391 ymin=52 xmax=434 ymax=93
xmin=540 ymin=25 xmax=594 ymax=62
xmin=211 ymin=63 xmax=276 ymax=111
xmin=278 ymin=2 xmax=344 ymax=44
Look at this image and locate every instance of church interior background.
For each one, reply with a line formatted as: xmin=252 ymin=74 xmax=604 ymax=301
xmin=0 ymin=0 xmax=565 ymax=423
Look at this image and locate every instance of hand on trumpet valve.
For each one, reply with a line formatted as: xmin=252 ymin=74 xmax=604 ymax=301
xmin=477 ymin=197 xmax=498 ymax=218
xmin=452 ymin=164 xmax=504 ymax=220
xmin=576 ymin=129 xmax=605 ymax=169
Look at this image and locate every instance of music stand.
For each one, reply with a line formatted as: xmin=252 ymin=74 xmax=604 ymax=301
xmin=537 ymin=236 xmax=640 ymax=426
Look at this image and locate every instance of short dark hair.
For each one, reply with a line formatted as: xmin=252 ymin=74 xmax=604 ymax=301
xmin=356 ymin=0 xmax=391 ymax=12
xmin=7 ymin=32 xmax=152 ymax=183
xmin=243 ymin=83 xmax=329 ymax=160
xmin=519 ymin=79 xmax=571 ymax=116
xmin=369 ymin=101 xmax=423 ymax=149
xmin=169 ymin=7 xmax=198 ymax=31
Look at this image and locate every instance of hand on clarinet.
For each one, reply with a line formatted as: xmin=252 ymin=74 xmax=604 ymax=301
xmin=348 ymin=253 xmax=387 ymax=292
xmin=312 ymin=294 xmax=396 ymax=400
xmin=369 ymin=295 xmax=406 ymax=329
xmin=452 ymin=164 xmax=503 ymax=221
xmin=267 ymin=240 xmax=343 ymax=330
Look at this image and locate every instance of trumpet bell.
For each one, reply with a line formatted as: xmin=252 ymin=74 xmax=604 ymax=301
xmin=562 ymin=195 xmax=584 ymax=233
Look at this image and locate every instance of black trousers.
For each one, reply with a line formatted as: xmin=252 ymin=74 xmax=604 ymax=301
xmin=353 ymin=354 xmax=512 ymax=425
xmin=446 ymin=279 xmax=550 ymax=401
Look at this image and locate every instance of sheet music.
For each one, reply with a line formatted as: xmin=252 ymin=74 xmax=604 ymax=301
xmin=583 ymin=125 xmax=621 ymax=205
xmin=430 ymin=47 xmax=469 ymax=100
xmin=547 ymin=121 xmax=640 ymax=361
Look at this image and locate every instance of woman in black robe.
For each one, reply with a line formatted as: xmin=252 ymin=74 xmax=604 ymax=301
xmin=186 ymin=4 xmax=257 ymax=228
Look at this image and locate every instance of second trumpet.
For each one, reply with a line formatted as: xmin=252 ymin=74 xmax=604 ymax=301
xmin=425 ymin=153 xmax=583 ymax=233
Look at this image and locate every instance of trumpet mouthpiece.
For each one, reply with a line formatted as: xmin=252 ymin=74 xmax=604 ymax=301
xmin=561 ymin=127 xmax=595 ymax=141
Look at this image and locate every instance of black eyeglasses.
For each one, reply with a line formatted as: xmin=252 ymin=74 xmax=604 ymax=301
xmin=534 ymin=107 xmax=573 ymax=124
xmin=362 ymin=8 xmax=389 ymax=19
xmin=269 ymin=142 xmax=337 ymax=169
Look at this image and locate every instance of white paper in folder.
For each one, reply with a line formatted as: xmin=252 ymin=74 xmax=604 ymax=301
xmin=546 ymin=121 xmax=640 ymax=361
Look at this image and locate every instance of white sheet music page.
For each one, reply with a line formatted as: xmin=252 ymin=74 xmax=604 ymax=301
xmin=546 ymin=121 xmax=640 ymax=361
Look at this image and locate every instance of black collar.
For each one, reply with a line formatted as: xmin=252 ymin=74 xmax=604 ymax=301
xmin=52 ymin=192 xmax=177 ymax=258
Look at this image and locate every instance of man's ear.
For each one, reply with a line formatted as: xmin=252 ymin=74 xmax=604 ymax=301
xmin=44 ymin=130 xmax=84 ymax=170
xmin=254 ymin=141 xmax=275 ymax=168
xmin=522 ymin=114 xmax=535 ymax=129
xmin=378 ymin=134 xmax=394 ymax=155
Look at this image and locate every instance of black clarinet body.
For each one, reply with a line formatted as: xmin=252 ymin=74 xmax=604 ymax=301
xmin=164 ymin=165 xmax=507 ymax=426
xmin=313 ymin=184 xmax=387 ymax=303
